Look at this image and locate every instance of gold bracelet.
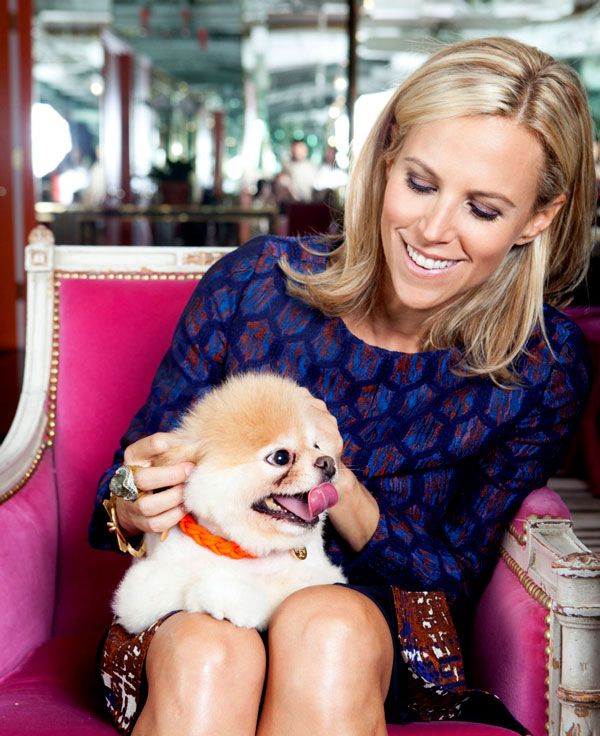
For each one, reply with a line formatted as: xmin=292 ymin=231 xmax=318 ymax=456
xmin=103 ymin=495 xmax=147 ymax=558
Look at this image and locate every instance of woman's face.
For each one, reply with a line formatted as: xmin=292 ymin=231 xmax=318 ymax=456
xmin=380 ymin=114 xmax=561 ymax=319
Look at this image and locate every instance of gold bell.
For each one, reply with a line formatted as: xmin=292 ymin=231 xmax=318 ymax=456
xmin=292 ymin=547 xmax=307 ymax=560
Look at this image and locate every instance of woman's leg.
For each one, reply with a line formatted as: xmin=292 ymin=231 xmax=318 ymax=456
xmin=132 ymin=611 xmax=266 ymax=736
xmin=257 ymin=586 xmax=394 ymax=736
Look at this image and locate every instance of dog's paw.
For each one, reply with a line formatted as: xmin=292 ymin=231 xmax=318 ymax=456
xmin=184 ymin=579 xmax=268 ymax=630
xmin=226 ymin=605 xmax=270 ymax=631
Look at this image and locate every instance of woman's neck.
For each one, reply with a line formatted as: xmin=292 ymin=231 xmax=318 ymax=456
xmin=343 ymin=307 xmax=425 ymax=353
xmin=343 ymin=280 xmax=436 ymax=353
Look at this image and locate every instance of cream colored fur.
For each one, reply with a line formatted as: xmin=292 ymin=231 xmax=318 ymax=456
xmin=113 ymin=372 xmax=346 ymax=633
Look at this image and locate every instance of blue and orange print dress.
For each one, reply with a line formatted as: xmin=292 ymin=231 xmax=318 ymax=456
xmin=91 ymin=235 xmax=590 ymax=732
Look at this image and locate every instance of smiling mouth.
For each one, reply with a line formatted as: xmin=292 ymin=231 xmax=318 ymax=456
xmin=405 ymin=242 xmax=459 ymax=271
xmin=252 ymin=493 xmax=318 ymax=528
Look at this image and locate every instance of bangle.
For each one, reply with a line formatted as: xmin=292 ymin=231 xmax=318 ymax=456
xmin=103 ymin=495 xmax=146 ymax=558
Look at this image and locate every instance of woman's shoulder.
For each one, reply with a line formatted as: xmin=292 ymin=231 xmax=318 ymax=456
xmin=521 ymin=304 xmax=591 ymax=390
xmin=206 ymin=234 xmax=334 ymax=284
xmin=543 ymin=304 xmax=590 ymax=359
xmin=250 ymin=234 xmax=334 ymax=271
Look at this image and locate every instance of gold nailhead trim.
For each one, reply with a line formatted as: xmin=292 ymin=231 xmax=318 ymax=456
xmin=501 ymin=547 xmax=553 ymax=732
xmin=508 ymin=522 xmax=527 ymax=546
xmin=54 ymin=270 xmax=205 ymax=281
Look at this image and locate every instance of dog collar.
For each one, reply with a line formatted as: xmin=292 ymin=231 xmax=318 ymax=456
xmin=178 ymin=513 xmax=308 ymax=561
xmin=179 ymin=514 xmax=257 ymax=559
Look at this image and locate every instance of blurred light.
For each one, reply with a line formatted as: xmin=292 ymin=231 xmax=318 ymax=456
xmin=334 ymin=113 xmax=350 ymax=168
xmin=170 ymin=141 xmax=184 ymax=158
xmin=31 ymin=102 xmax=72 ymax=178
xmin=306 ymin=133 xmax=318 ymax=147
xmin=57 ymin=166 xmax=89 ymax=204
xmin=327 ymin=135 xmax=337 ymax=148
xmin=328 ymin=105 xmax=341 ymax=120
xmin=334 ymin=76 xmax=348 ymax=92
xmin=224 ymin=154 xmax=243 ymax=181
xmin=225 ymin=136 xmax=237 ymax=147
xmin=353 ymin=89 xmax=394 ymax=157
xmin=90 ymin=79 xmax=104 ymax=96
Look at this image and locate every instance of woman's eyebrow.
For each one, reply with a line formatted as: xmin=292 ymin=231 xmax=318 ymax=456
xmin=403 ymin=156 xmax=516 ymax=208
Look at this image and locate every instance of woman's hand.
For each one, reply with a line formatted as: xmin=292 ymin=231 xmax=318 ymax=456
xmin=115 ymin=433 xmax=195 ymax=537
xmin=301 ymin=391 xmax=380 ymax=552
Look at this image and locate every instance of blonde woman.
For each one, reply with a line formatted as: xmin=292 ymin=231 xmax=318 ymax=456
xmin=92 ymin=37 xmax=594 ymax=736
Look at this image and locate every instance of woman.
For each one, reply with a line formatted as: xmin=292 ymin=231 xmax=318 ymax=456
xmin=91 ymin=37 xmax=594 ymax=736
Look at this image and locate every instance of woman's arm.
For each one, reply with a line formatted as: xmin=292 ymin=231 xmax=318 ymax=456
xmin=300 ymin=390 xmax=380 ymax=550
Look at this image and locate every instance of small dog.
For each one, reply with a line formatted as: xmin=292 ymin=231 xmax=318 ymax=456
xmin=113 ymin=372 xmax=346 ymax=633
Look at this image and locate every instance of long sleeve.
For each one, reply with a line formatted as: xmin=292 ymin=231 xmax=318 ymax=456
xmin=345 ymin=328 xmax=591 ymax=606
xmin=88 ymin=244 xmax=261 ymax=550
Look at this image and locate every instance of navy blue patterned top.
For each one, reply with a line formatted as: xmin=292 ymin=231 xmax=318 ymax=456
xmin=90 ymin=235 xmax=590 ymax=609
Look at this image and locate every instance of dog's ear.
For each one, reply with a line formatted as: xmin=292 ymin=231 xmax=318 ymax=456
xmin=153 ymin=440 xmax=204 ymax=467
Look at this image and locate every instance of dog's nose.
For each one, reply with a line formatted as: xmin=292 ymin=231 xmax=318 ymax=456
xmin=314 ymin=455 xmax=336 ymax=480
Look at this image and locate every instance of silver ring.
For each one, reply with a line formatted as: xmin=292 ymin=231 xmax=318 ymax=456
xmin=109 ymin=465 xmax=141 ymax=501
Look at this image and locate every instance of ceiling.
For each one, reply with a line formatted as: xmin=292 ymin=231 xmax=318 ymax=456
xmin=33 ymin=0 xmax=600 ymax=145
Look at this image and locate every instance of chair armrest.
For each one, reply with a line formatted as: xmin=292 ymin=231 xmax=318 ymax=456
xmin=473 ymin=504 xmax=600 ymax=736
xmin=0 ymin=232 xmax=55 ymax=495
xmin=0 ymin=451 xmax=58 ymax=681
xmin=0 ymin=230 xmax=58 ymax=681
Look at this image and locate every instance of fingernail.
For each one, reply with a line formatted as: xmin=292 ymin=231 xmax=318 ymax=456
xmin=184 ymin=463 xmax=194 ymax=477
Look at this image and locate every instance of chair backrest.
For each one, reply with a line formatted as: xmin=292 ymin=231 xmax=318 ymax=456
xmin=53 ymin=273 xmax=205 ymax=635
xmin=9 ymin=238 xmax=232 ymax=638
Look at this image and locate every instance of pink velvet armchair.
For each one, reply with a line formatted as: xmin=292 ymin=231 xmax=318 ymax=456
xmin=1 ymin=227 xmax=599 ymax=736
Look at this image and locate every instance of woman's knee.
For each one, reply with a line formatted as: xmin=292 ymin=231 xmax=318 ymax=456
xmin=146 ymin=611 xmax=266 ymax=694
xmin=268 ymin=586 xmax=393 ymax=692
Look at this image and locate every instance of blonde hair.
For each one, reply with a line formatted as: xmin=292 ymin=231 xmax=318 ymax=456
xmin=281 ymin=37 xmax=596 ymax=384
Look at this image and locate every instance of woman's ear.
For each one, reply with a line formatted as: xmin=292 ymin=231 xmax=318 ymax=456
xmin=514 ymin=193 xmax=567 ymax=245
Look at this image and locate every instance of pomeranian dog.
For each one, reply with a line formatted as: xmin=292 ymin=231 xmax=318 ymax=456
xmin=113 ymin=372 xmax=346 ymax=633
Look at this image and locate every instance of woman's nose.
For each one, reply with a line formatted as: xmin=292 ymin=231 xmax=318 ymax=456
xmin=419 ymin=199 xmax=456 ymax=244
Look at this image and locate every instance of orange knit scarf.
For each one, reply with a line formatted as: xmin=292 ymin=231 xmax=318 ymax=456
xmin=178 ymin=513 xmax=257 ymax=560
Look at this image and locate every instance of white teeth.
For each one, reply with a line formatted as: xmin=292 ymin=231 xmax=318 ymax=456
xmin=265 ymin=497 xmax=280 ymax=511
xmin=406 ymin=243 xmax=456 ymax=271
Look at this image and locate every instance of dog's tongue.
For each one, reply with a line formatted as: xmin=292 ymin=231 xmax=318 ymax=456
xmin=273 ymin=483 xmax=339 ymax=521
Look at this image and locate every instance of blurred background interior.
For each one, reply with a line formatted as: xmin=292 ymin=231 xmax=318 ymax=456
xmin=1 ymin=1 xmax=600 ymax=529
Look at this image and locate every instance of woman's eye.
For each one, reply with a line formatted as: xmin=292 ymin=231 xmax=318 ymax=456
xmin=266 ymin=449 xmax=291 ymax=466
xmin=469 ymin=202 xmax=501 ymax=222
xmin=406 ymin=173 xmax=436 ymax=194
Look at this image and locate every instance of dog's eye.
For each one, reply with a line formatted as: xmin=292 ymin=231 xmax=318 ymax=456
xmin=266 ymin=449 xmax=291 ymax=466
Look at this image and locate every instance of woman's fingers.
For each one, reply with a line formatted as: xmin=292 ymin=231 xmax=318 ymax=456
xmin=300 ymin=392 xmax=344 ymax=459
xmin=136 ymin=483 xmax=186 ymax=516
xmin=123 ymin=432 xmax=179 ymax=466
xmin=115 ymin=433 xmax=196 ymax=537
xmin=116 ymin=484 xmax=187 ymax=535
xmin=133 ymin=462 xmax=194 ymax=494
xmin=138 ymin=500 xmax=188 ymax=535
